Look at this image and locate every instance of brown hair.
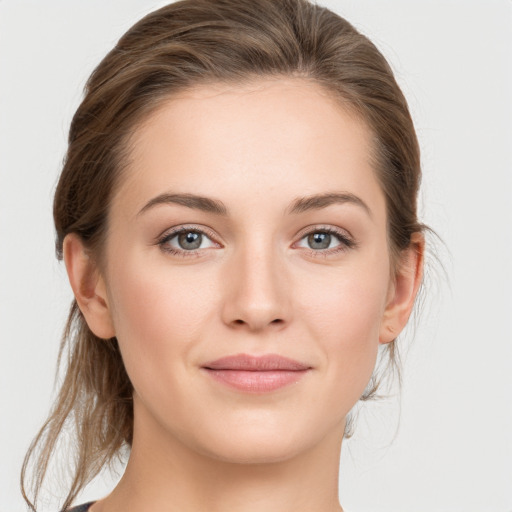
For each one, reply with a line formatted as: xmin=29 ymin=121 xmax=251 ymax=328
xmin=21 ymin=0 xmax=426 ymax=509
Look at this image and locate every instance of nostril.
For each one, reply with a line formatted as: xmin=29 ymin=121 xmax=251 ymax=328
xmin=231 ymin=318 xmax=283 ymax=327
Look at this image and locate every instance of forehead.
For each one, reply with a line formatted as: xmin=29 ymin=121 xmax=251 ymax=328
xmin=113 ymin=78 xmax=384 ymax=219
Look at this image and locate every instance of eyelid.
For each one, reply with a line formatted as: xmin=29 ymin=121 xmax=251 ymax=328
xmin=294 ymin=224 xmax=354 ymax=242
xmin=156 ymin=224 xmax=219 ymax=242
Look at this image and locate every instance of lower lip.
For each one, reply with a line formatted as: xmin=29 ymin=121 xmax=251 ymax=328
xmin=202 ymin=369 xmax=310 ymax=393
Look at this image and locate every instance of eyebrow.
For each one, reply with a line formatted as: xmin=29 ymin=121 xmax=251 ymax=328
xmin=288 ymin=192 xmax=372 ymax=217
xmin=137 ymin=191 xmax=371 ymax=218
xmin=138 ymin=193 xmax=228 ymax=216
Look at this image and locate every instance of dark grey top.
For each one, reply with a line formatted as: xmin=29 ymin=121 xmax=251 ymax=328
xmin=67 ymin=502 xmax=95 ymax=512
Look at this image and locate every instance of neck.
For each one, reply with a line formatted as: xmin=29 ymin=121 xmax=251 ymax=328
xmin=94 ymin=399 xmax=345 ymax=512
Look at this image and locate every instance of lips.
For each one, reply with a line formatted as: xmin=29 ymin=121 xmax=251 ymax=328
xmin=201 ymin=353 xmax=311 ymax=393
xmin=202 ymin=353 xmax=311 ymax=371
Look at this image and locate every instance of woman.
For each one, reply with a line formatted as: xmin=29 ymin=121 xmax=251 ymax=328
xmin=21 ymin=0 xmax=426 ymax=510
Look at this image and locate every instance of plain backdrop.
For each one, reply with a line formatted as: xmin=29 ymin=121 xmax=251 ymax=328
xmin=1 ymin=1 xmax=511 ymax=511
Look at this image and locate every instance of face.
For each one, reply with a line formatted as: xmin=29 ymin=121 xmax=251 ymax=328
xmin=77 ymin=78 xmax=411 ymax=464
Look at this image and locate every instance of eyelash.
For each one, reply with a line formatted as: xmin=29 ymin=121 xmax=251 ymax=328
xmin=156 ymin=225 xmax=356 ymax=257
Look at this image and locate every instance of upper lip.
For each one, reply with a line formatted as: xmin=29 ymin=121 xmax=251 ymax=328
xmin=202 ymin=353 xmax=311 ymax=371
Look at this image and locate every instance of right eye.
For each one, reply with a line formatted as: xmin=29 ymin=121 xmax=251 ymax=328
xmin=157 ymin=227 xmax=219 ymax=255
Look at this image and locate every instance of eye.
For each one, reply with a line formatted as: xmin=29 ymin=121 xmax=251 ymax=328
xmin=295 ymin=227 xmax=355 ymax=253
xmin=158 ymin=227 xmax=218 ymax=255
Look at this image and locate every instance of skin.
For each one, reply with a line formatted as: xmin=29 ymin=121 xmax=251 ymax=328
xmin=64 ymin=78 xmax=423 ymax=512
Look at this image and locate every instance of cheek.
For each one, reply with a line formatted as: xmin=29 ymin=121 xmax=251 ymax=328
xmin=296 ymin=262 xmax=390 ymax=396
xmin=299 ymin=263 xmax=387 ymax=340
xmin=105 ymin=256 xmax=219 ymax=374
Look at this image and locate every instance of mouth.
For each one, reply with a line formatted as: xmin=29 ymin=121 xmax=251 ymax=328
xmin=201 ymin=353 xmax=312 ymax=393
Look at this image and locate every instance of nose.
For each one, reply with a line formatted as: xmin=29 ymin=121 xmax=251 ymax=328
xmin=221 ymin=242 xmax=291 ymax=332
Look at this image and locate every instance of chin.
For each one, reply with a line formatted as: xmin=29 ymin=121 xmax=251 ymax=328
xmin=187 ymin=413 xmax=343 ymax=465
xmin=196 ymin=433 xmax=310 ymax=465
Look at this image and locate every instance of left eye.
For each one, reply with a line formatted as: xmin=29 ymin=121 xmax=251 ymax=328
xmin=161 ymin=230 xmax=217 ymax=251
xmin=296 ymin=231 xmax=347 ymax=250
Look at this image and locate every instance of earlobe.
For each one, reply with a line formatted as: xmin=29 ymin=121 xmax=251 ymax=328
xmin=63 ymin=233 xmax=116 ymax=339
xmin=379 ymin=233 xmax=425 ymax=344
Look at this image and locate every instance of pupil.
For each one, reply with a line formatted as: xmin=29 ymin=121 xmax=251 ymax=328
xmin=308 ymin=232 xmax=331 ymax=249
xmin=178 ymin=231 xmax=202 ymax=250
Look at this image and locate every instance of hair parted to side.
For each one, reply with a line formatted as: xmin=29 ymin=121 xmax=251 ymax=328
xmin=21 ymin=0 xmax=426 ymax=509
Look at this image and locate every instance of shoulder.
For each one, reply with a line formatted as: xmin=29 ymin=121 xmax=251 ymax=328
xmin=65 ymin=502 xmax=95 ymax=512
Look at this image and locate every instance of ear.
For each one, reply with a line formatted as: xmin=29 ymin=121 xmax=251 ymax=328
xmin=379 ymin=233 xmax=425 ymax=344
xmin=63 ymin=233 xmax=116 ymax=339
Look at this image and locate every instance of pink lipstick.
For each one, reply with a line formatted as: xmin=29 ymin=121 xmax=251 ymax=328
xmin=201 ymin=353 xmax=311 ymax=393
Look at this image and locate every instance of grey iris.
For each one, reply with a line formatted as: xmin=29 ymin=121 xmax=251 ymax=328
xmin=178 ymin=231 xmax=202 ymax=250
xmin=308 ymin=232 xmax=331 ymax=249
